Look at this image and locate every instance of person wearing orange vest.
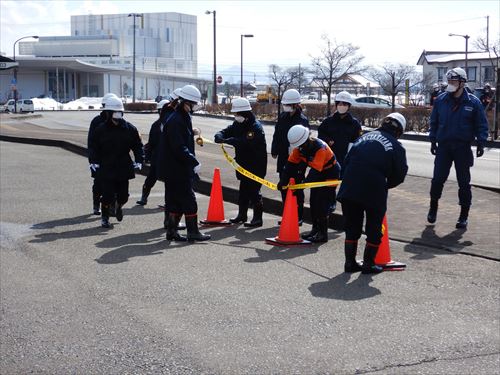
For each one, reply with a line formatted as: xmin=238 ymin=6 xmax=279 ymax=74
xmin=277 ymin=125 xmax=340 ymax=243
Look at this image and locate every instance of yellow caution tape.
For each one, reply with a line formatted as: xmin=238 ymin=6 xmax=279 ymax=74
xmin=220 ymin=144 xmax=341 ymax=191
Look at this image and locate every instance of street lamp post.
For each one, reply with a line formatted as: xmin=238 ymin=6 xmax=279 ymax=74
xmin=240 ymin=34 xmax=253 ymax=98
xmin=128 ymin=13 xmax=143 ymax=103
xmin=12 ymin=35 xmax=39 ymax=113
xmin=205 ymin=10 xmax=217 ymax=105
xmin=449 ymin=33 xmax=470 ymax=74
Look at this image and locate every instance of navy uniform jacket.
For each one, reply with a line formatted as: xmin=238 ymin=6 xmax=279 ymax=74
xmin=215 ymin=112 xmax=267 ymax=180
xmin=271 ymin=109 xmax=309 ymax=173
xmin=337 ymin=129 xmax=408 ymax=211
xmin=318 ymin=111 xmax=362 ymax=168
xmin=144 ymin=118 xmax=162 ymax=164
xmin=88 ymin=118 xmax=144 ymax=181
xmin=87 ymin=111 xmax=107 ymax=163
xmin=429 ymin=90 xmax=488 ymax=144
xmin=157 ymin=107 xmax=199 ymax=184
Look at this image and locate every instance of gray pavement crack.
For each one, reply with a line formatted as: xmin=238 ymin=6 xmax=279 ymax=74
xmin=356 ymin=351 xmax=500 ymax=374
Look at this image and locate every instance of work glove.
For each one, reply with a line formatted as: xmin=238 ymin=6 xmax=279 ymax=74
xmin=214 ymin=134 xmax=224 ymax=144
xmin=193 ymin=163 xmax=201 ymax=174
xmin=133 ymin=162 xmax=142 ymax=170
xmin=476 ymin=143 xmax=484 ymax=158
xmin=89 ymin=163 xmax=100 ymax=172
xmin=430 ymin=142 xmax=438 ymax=155
xmin=276 ymin=181 xmax=286 ymax=191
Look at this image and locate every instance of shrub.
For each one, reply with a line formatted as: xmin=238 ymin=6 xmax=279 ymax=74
xmin=124 ymin=102 xmax=156 ymax=111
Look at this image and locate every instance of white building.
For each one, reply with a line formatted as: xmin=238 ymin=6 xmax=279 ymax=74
xmin=417 ymin=50 xmax=498 ymax=89
xmin=0 ymin=12 xmax=207 ymax=102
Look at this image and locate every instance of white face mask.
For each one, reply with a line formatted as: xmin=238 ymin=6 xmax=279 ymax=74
xmin=234 ymin=115 xmax=245 ymax=123
xmin=337 ymin=106 xmax=348 ymax=114
xmin=445 ymin=83 xmax=458 ymax=93
xmin=112 ymin=111 xmax=123 ymax=119
xmin=282 ymin=105 xmax=293 ymax=112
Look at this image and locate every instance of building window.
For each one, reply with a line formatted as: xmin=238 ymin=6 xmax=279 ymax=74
xmin=484 ymin=66 xmax=495 ymax=82
xmin=437 ymin=67 xmax=448 ymax=81
xmin=466 ymin=67 xmax=476 ymax=82
xmin=165 ymin=28 xmax=170 ymax=42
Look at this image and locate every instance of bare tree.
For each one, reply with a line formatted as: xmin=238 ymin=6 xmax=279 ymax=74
xmin=310 ymin=35 xmax=364 ymax=116
xmin=370 ymin=64 xmax=416 ymax=110
xmin=269 ymin=64 xmax=299 ymax=117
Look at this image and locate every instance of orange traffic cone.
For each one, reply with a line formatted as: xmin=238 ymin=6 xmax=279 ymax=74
xmin=266 ymin=178 xmax=311 ymax=246
xmin=200 ymin=168 xmax=231 ymax=226
xmin=375 ymin=215 xmax=406 ymax=270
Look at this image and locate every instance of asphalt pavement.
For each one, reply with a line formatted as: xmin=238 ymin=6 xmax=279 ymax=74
xmin=1 ymin=139 xmax=499 ymax=374
xmin=1 ymin=111 xmax=500 ymax=374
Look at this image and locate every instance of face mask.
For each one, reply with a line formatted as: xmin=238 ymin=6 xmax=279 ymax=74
xmin=445 ymin=83 xmax=458 ymax=93
xmin=112 ymin=111 xmax=123 ymax=119
xmin=337 ymin=106 xmax=348 ymax=114
xmin=234 ymin=115 xmax=245 ymax=123
xmin=282 ymin=105 xmax=293 ymax=112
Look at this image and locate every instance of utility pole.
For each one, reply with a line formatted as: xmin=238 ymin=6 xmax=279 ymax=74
xmin=128 ymin=13 xmax=143 ymax=103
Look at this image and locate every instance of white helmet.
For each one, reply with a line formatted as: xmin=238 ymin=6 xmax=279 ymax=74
xmin=446 ymin=67 xmax=467 ymax=82
xmin=230 ymin=97 xmax=252 ymax=112
xmin=334 ymin=91 xmax=354 ymax=105
xmin=281 ymin=89 xmax=301 ymax=104
xmin=385 ymin=112 xmax=406 ymax=132
xmin=170 ymin=88 xmax=182 ymax=100
xmin=179 ymin=85 xmax=201 ymax=103
xmin=287 ymin=125 xmax=310 ymax=148
xmin=103 ymin=96 xmax=124 ymax=111
xmin=157 ymin=99 xmax=170 ymax=110
xmin=102 ymin=93 xmax=118 ymax=107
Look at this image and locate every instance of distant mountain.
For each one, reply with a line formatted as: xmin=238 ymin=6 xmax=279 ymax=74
xmin=198 ymin=63 xmax=269 ymax=85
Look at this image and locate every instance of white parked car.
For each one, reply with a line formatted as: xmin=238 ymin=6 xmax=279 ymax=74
xmin=5 ymin=99 xmax=35 ymax=113
xmin=353 ymin=96 xmax=405 ymax=109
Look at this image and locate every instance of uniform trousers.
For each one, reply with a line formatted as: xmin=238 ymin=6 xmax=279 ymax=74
xmin=341 ymin=199 xmax=385 ymax=245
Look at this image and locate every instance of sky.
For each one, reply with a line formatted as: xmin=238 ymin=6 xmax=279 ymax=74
xmin=1 ymin=0 xmax=498 ymax=81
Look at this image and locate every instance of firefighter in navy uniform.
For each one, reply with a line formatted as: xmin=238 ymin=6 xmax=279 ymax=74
xmin=430 ymin=84 xmax=441 ymax=106
xmin=427 ymin=68 xmax=488 ymax=229
xmin=214 ymin=98 xmax=268 ymax=227
xmin=87 ymin=93 xmax=117 ymax=215
xmin=271 ymin=89 xmax=309 ymax=224
xmin=278 ymin=125 xmax=340 ymax=243
xmin=318 ymin=90 xmax=362 ymax=214
xmin=136 ymin=99 xmax=171 ymax=206
xmin=88 ymin=96 xmax=144 ymax=228
xmin=337 ymin=113 xmax=408 ymax=274
xmin=158 ymin=85 xmax=210 ymax=242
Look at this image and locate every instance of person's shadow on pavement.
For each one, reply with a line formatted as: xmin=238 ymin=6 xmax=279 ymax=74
xmin=308 ymin=273 xmax=381 ymax=300
xmin=405 ymin=225 xmax=474 ymax=260
xmin=244 ymin=245 xmax=319 ymax=263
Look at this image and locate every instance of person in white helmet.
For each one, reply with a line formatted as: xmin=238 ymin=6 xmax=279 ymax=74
xmin=337 ymin=113 xmax=408 ymax=274
xmin=427 ymin=67 xmax=488 ymax=229
xmin=271 ymin=88 xmax=309 ymax=224
xmin=87 ymin=93 xmax=118 ymax=215
xmin=158 ymin=84 xmax=211 ymax=242
xmin=88 ymin=96 xmax=144 ymax=228
xmin=430 ymin=83 xmax=441 ymax=106
xmin=318 ymin=90 xmax=362 ymax=214
xmin=136 ymin=99 xmax=171 ymax=206
xmin=277 ymin=125 xmax=340 ymax=243
xmin=214 ymin=97 xmax=267 ymax=227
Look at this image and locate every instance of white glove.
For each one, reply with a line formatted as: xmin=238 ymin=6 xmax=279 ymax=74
xmin=193 ymin=164 xmax=201 ymax=174
xmin=89 ymin=163 xmax=100 ymax=172
xmin=134 ymin=162 xmax=142 ymax=170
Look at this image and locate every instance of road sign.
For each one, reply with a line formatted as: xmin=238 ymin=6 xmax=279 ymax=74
xmin=217 ymin=75 xmax=223 ymax=84
xmin=11 ymin=78 xmax=17 ymax=85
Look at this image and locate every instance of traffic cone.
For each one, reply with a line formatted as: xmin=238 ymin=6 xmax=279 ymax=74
xmin=200 ymin=168 xmax=231 ymax=226
xmin=266 ymin=178 xmax=311 ymax=246
xmin=375 ymin=215 xmax=406 ymax=270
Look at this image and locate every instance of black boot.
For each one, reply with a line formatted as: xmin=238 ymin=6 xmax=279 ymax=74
xmin=230 ymin=203 xmax=248 ymax=224
xmin=244 ymin=200 xmax=263 ymax=227
xmin=309 ymin=217 xmax=328 ymax=243
xmin=166 ymin=213 xmax=187 ymax=241
xmin=101 ymin=205 xmax=111 ymax=228
xmin=344 ymin=240 xmax=362 ymax=273
xmin=297 ymin=204 xmax=304 ymax=226
xmin=93 ymin=192 xmax=101 ymax=215
xmin=186 ymin=215 xmax=211 ymax=241
xmin=456 ymin=205 xmax=470 ymax=229
xmin=361 ymin=243 xmax=383 ymax=274
xmin=427 ymin=199 xmax=438 ymax=223
xmin=164 ymin=210 xmax=186 ymax=230
xmin=109 ymin=200 xmax=116 ymax=217
xmin=115 ymin=204 xmax=123 ymax=222
xmin=301 ymin=219 xmax=318 ymax=240
xmin=136 ymin=185 xmax=151 ymax=205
